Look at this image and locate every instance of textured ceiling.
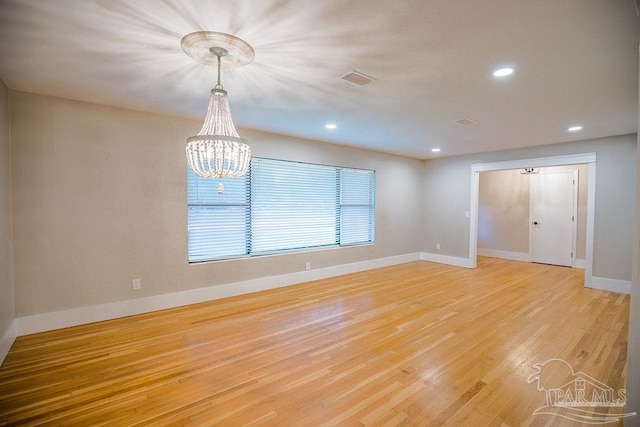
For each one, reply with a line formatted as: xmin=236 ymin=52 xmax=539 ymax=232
xmin=0 ymin=0 xmax=638 ymax=159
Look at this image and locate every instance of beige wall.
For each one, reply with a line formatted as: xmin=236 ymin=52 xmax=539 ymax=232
xmin=423 ymin=134 xmax=636 ymax=281
xmin=0 ymin=80 xmax=14 ymax=337
xmin=9 ymin=91 xmax=424 ymax=317
xmin=478 ymin=170 xmax=530 ymax=254
xmin=5 ymin=90 xmax=638 ymax=330
xmin=478 ymin=165 xmax=588 ymax=260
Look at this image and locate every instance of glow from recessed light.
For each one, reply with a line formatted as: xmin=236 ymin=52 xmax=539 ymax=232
xmin=568 ymin=125 xmax=583 ymax=132
xmin=493 ymin=67 xmax=514 ymax=77
xmin=325 ymin=123 xmax=337 ymax=130
xmin=432 ymin=148 xmax=441 ymax=153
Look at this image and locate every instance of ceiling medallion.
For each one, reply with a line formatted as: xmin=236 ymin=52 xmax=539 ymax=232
xmin=181 ymin=31 xmax=254 ymax=68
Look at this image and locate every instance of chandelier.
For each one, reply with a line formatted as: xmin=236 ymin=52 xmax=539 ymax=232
xmin=520 ymin=167 xmax=540 ymax=175
xmin=181 ymin=32 xmax=254 ymax=194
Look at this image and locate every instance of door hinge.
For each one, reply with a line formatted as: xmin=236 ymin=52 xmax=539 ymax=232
xmin=571 ymin=252 xmax=573 ymax=258
xmin=572 ymin=215 xmax=575 ymax=221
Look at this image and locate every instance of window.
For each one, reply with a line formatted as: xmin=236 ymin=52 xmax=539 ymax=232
xmin=340 ymin=168 xmax=375 ymax=245
xmin=187 ymin=157 xmax=375 ymax=263
xmin=187 ymin=169 xmax=250 ymax=262
xmin=251 ymin=159 xmax=338 ymax=254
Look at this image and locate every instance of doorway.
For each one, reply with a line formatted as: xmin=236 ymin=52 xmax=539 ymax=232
xmin=476 ymin=167 xmax=582 ymax=268
xmin=469 ymin=153 xmax=596 ymax=287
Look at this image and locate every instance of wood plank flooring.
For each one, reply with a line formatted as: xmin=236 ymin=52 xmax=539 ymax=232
xmin=0 ymin=258 xmax=630 ymax=426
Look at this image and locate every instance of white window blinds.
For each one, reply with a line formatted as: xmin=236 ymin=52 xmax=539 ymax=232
xmin=187 ymin=170 xmax=249 ymax=262
xmin=187 ymin=157 xmax=375 ymax=263
xmin=340 ymin=168 xmax=375 ymax=245
xmin=251 ymin=159 xmax=338 ymax=253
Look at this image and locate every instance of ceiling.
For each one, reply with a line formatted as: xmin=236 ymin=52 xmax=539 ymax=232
xmin=0 ymin=0 xmax=638 ymax=159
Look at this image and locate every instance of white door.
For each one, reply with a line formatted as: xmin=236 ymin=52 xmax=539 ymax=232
xmin=530 ymin=171 xmax=577 ymax=267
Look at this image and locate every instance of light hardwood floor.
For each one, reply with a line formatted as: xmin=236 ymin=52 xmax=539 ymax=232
xmin=0 ymin=258 xmax=630 ymax=426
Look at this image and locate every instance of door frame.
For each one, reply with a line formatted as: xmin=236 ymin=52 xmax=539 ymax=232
xmin=469 ymin=153 xmax=596 ymax=287
xmin=529 ymin=169 xmax=579 ymax=267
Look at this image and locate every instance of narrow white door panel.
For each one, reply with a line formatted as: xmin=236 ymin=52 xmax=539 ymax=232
xmin=530 ymin=172 xmax=576 ymax=267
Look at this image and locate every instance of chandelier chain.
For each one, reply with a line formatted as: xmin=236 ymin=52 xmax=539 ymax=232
xmin=215 ymin=53 xmax=223 ymax=90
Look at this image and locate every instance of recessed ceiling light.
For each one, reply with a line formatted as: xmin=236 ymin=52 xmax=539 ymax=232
xmin=325 ymin=123 xmax=337 ymax=130
xmin=568 ymin=125 xmax=583 ymax=132
xmin=493 ymin=67 xmax=514 ymax=77
xmin=455 ymin=118 xmax=478 ymax=126
xmin=432 ymin=148 xmax=441 ymax=153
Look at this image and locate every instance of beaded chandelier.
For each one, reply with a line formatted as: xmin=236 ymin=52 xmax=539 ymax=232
xmin=181 ymin=32 xmax=254 ymax=194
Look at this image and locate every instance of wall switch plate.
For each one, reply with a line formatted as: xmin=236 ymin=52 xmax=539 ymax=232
xmin=305 ymin=262 xmax=311 ymax=271
xmin=132 ymin=278 xmax=141 ymax=290
xmin=436 ymin=243 xmax=441 ymax=251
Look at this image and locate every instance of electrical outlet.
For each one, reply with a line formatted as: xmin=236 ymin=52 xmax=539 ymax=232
xmin=436 ymin=243 xmax=441 ymax=251
xmin=305 ymin=262 xmax=311 ymax=271
xmin=132 ymin=278 xmax=141 ymax=290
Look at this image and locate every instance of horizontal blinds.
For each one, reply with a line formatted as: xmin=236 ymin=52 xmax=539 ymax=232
xmin=187 ymin=172 xmax=249 ymax=261
xmin=251 ymin=158 xmax=337 ymax=253
xmin=187 ymin=158 xmax=375 ymax=263
xmin=188 ymin=206 xmax=249 ymax=261
xmin=340 ymin=168 xmax=375 ymax=245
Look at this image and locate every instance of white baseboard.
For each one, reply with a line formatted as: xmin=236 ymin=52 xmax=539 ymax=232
xmin=16 ymin=252 xmax=422 ymax=337
xmin=420 ymin=252 xmax=474 ymax=268
xmin=12 ymin=250 xmax=611 ymax=340
xmin=574 ymin=258 xmax=586 ymax=269
xmin=589 ymin=276 xmax=631 ymax=294
xmin=0 ymin=319 xmax=17 ymax=367
xmin=477 ymin=248 xmax=530 ymax=262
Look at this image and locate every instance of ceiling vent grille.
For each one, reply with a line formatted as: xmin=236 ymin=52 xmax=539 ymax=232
xmin=341 ymin=70 xmax=375 ymax=86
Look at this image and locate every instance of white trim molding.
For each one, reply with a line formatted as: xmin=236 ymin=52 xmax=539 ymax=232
xmin=471 ymin=153 xmax=597 ymax=173
xmin=420 ymin=252 xmax=474 ymax=268
xmin=589 ymin=277 xmax=631 ymax=295
xmin=16 ymin=253 xmax=422 ymax=336
xmin=477 ymin=248 xmax=530 ymax=262
xmin=0 ymin=320 xmax=17 ymax=367
xmin=583 ymin=162 xmax=596 ymax=288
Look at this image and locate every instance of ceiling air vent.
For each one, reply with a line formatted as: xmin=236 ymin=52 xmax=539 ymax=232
xmin=455 ymin=118 xmax=478 ymax=126
xmin=341 ymin=70 xmax=375 ymax=86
